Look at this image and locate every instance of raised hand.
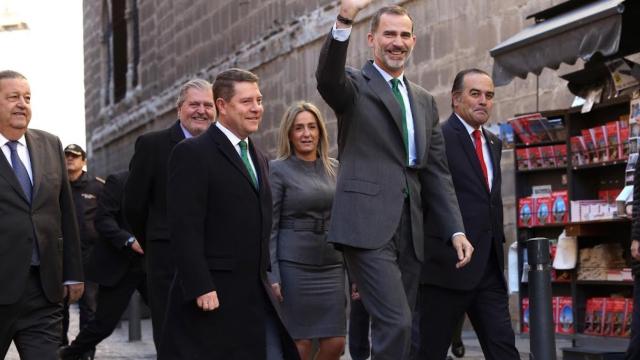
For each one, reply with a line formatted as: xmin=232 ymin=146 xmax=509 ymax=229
xmin=339 ymin=0 xmax=374 ymax=21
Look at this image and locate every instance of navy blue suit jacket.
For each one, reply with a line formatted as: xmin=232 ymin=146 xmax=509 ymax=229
xmin=421 ymin=114 xmax=505 ymax=290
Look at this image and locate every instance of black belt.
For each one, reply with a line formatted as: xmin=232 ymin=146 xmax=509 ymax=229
xmin=279 ymin=218 xmax=329 ymax=234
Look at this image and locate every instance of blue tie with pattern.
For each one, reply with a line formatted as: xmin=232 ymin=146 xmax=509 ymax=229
xmin=7 ymin=141 xmax=32 ymax=203
xmin=7 ymin=140 xmax=39 ymax=265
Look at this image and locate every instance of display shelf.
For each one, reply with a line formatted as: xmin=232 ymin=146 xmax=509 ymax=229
xmin=517 ymin=166 xmax=567 ymax=174
xmin=565 ymin=218 xmax=630 ymax=237
xmin=514 ymin=98 xmax=633 ymax=352
xmin=575 ymin=280 xmax=633 ymax=286
xmin=515 ymin=139 xmax=567 ymax=148
xmin=571 ymin=159 xmax=628 ymax=171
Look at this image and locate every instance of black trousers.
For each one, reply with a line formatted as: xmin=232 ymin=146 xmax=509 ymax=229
xmin=348 ymin=296 xmax=371 ymax=360
xmin=61 ymin=266 xmax=148 ymax=358
xmin=343 ymin=201 xmax=421 ymax=360
xmin=418 ymin=252 xmax=519 ymax=360
xmin=146 ymin=239 xmax=175 ymax=350
xmin=62 ymin=281 xmax=98 ymax=346
xmin=0 ymin=267 xmax=62 ymax=360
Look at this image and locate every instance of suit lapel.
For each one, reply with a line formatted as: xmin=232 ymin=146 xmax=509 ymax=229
xmin=362 ymin=62 xmax=405 ymax=140
xmin=25 ymin=130 xmax=45 ymax=201
xmin=405 ymin=82 xmax=427 ymax=165
xmin=486 ymin=132 xmax=501 ymax=195
xmin=169 ymin=120 xmax=186 ymax=145
xmin=450 ymin=115 xmax=489 ymax=193
xmin=209 ymin=126 xmax=259 ymax=193
xmin=0 ymin=143 xmax=29 ymax=203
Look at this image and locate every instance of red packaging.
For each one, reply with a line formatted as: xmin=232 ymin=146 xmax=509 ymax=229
xmin=624 ymin=298 xmax=634 ymax=337
xmin=522 ymin=298 xmax=530 ymax=333
xmin=550 ymin=190 xmax=569 ymax=224
xmin=542 ymin=145 xmax=556 ymax=168
xmin=598 ymin=189 xmax=611 ymax=203
xmin=518 ymin=197 xmax=533 ymax=227
xmin=510 ymin=117 xmax=531 ymax=145
xmin=609 ymin=189 xmax=622 ymax=204
xmin=533 ymin=196 xmax=552 ymax=226
xmin=584 ymin=298 xmax=606 ymax=335
xmin=606 ymin=121 xmax=619 ymax=160
xmin=516 ymin=148 xmax=530 ymax=170
xmin=620 ymin=126 xmax=630 ymax=159
xmin=582 ymin=129 xmax=597 ymax=163
xmin=557 ymin=297 xmax=574 ymax=334
xmin=608 ymin=298 xmax=627 ymax=336
xmin=593 ymin=126 xmax=608 ymax=162
xmin=570 ymin=136 xmax=587 ymax=165
xmin=555 ymin=144 xmax=567 ymax=167
xmin=531 ymin=146 xmax=544 ymax=169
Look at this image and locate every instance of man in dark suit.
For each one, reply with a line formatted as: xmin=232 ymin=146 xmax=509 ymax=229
xmin=159 ymin=68 xmax=297 ymax=359
xmin=418 ymin=69 xmax=520 ymax=359
xmin=0 ymin=70 xmax=84 ymax=359
xmin=316 ymin=1 xmax=472 ymax=358
xmin=59 ymin=171 xmax=148 ymax=359
xmin=123 ymin=78 xmax=214 ymax=348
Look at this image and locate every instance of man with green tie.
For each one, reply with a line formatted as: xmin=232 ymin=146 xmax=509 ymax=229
xmin=159 ymin=69 xmax=297 ymax=359
xmin=315 ymin=1 xmax=473 ymax=358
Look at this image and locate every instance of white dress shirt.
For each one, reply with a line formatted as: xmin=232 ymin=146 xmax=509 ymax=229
xmin=216 ymin=122 xmax=259 ymax=186
xmin=0 ymin=132 xmax=34 ymax=183
xmin=455 ymin=113 xmax=494 ymax=191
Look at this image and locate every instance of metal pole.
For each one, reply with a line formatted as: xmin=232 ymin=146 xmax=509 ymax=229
xmin=527 ymin=237 xmax=556 ymax=360
xmin=128 ymin=291 xmax=142 ymax=341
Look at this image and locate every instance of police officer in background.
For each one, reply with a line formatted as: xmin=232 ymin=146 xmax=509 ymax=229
xmin=62 ymin=144 xmax=104 ymax=359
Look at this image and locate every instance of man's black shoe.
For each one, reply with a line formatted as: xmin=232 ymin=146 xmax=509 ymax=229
xmin=451 ymin=341 xmax=465 ymax=358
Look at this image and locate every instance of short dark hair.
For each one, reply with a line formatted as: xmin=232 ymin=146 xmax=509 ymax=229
xmin=451 ymin=68 xmax=490 ymax=94
xmin=370 ymin=5 xmax=413 ymax=33
xmin=213 ymin=68 xmax=259 ymax=103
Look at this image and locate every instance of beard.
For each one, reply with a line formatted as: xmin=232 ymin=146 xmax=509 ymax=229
xmin=375 ymin=45 xmax=413 ymax=73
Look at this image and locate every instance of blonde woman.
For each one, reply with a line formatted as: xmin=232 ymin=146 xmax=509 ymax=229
xmin=268 ymin=101 xmax=345 ymax=360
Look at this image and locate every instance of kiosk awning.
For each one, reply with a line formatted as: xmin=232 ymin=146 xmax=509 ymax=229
xmin=490 ymin=0 xmax=625 ymax=86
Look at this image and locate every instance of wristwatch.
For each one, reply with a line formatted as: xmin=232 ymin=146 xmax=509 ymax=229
xmin=337 ymin=14 xmax=353 ymax=26
xmin=125 ymin=237 xmax=135 ymax=248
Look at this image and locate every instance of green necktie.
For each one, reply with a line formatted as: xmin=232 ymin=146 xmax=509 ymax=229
xmin=390 ymin=78 xmax=410 ymax=165
xmin=239 ymin=140 xmax=258 ymax=188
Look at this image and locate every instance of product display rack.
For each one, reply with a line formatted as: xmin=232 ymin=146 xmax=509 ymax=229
xmin=515 ymin=96 xmax=634 ymax=351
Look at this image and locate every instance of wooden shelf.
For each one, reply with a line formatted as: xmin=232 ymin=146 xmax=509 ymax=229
xmin=520 ymin=281 xmax=572 ymax=286
xmin=515 ymin=139 xmax=567 ymax=148
xmin=575 ymin=280 xmax=633 ymax=286
xmin=517 ymin=166 xmax=567 ymax=174
xmin=571 ymin=159 xmax=627 ymax=171
xmin=518 ymin=223 xmax=567 ymax=230
xmin=565 ymin=218 xmax=630 ymax=236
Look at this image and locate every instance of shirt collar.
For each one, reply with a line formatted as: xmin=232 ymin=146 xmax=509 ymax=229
xmin=179 ymin=123 xmax=194 ymax=139
xmin=0 ymin=132 xmax=27 ymax=148
xmin=454 ymin=113 xmax=483 ymax=137
xmin=372 ymin=61 xmax=405 ymax=87
xmin=216 ymin=121 xmax=247 ymax=147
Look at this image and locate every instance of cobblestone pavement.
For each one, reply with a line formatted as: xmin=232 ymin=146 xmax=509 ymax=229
xmin=6 ymin=306 xmax=573 ymax=359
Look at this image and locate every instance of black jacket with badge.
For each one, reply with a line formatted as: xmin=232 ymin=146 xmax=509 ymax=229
xmin=70 ymin=171 xmax=104 ymax=267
